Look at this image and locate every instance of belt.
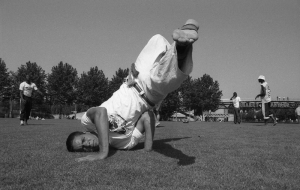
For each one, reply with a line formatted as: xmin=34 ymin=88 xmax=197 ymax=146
xmin=133 ymin=83 xmax=155 ymax=107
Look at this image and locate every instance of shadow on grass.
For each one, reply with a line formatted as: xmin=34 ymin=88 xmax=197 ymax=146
xmin=133 ymin=137 xmax=195 ymax=166
xmin=107 ymin=148 xmax=118 ymax=157
xmin=73 ymin=147 xmax=118 ymax=158
xmin=25 ymin=124 xmax=55 ymax=126
xmin=252 ymin=124 xmax=279 ymax=126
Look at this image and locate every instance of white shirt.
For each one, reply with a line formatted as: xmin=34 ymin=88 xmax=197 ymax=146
xmin=19 ymin=81 xmax=38 ymax=97
xmin=296 ymin=107 xmax=300 ymax=116
xmin=261 ymin=82 xmax=271 ymax=103
xmin=232 ymin=96 xmax=241 ymax=108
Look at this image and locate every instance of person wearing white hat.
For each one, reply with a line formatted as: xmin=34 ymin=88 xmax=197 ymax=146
xmin=255 ymin=75 xmax=277 ymax=125
xmin=66 ymin=19 xmax=200 ymax=161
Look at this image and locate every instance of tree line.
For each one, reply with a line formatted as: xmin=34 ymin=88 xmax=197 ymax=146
xmin=0 ymin=58 xmax=223 ymax=120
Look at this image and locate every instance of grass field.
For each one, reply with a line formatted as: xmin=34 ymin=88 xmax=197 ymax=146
xmin=1 ymin=118 xmax=300 ymax=190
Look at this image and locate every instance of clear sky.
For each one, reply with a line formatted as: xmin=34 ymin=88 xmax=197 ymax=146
xmin=1 ymin=0 xmax=299 ymax=100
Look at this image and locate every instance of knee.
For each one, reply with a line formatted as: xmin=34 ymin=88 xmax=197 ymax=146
xmin=149 ymin=34 xmax=168 ymax=46
xmin=94 ymin=107 xmax=108 ymax=118
xmin=87 ymin=107 xmax=107 ymax=122
xmin=151 ymin=34 xmax=163 ymax=40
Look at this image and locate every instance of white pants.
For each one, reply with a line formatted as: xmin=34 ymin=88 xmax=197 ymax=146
xmin=135 ymin=34 xmax=193 ymax=105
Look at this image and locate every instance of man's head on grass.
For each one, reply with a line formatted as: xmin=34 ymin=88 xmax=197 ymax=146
xmin=66 ymin=131 xmax=99 ymax=152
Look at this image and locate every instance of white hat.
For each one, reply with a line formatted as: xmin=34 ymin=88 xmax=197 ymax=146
xmin=258 ymin=75 xmax=265 ymax=80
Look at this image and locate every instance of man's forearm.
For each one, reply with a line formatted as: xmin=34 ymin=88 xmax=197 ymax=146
xmin=144 ymin=111 xmax=155 ymax=151
xmin=93 ymin=108 xmax=109 ymax=158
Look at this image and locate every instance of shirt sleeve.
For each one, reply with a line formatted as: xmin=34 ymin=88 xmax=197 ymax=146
xmin=33 ymin=83 xmax=38 ymax=90
xmin=19 ymin=82 xmax=24 ymax=91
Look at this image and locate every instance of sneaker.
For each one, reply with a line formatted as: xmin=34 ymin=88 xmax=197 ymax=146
xmin=273 ymin=122 xmax=278 ymax=126
xmin=20 ymin=120 xmax=24 ymax=126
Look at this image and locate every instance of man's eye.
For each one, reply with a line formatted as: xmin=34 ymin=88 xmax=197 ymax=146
xmin=82 ymin=138 xmax=85 ymax=143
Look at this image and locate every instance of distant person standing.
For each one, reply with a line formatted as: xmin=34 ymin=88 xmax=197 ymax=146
xmin=230 ymin=92 xmax=241 ymax=124
xmin=295 ymin=104 xmax=300 ymax=124
xmin=19 ymin=75 xmax=43 ymax=125
xmin=255 ymin=75 xmax=277 ymax=126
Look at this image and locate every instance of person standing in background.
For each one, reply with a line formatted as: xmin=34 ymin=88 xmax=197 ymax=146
xmin=19 ymin=74 xmax=43 ymax=125
xmin=230 ymin=92 xmax=241 ymax=124
xmin=255 ymin=75 xmax=277 ymax=126
xmin=295 ymin=104 xmax=300 ymax=124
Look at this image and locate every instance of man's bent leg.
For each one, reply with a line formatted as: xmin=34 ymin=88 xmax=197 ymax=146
xmin=135 ymin=111 xmax=155 ymax=151
xmin=268 ymin=105 xmax=277 ymax=126
xmin=233 ymin=108 xmax=238 ymax=124
xmin=262 ymin=103 xmax=270 ymax=125
xmin=134 ymin=34 xmax=171 ymax=73
xmin=173 ymin=19 xmax=199 ymax=70
xmin=25 ymin=98 xmax=32 ymax=124
xmin=237 ymin=108 xmax=241 ymax=124
xmin=20 ymin=99 xmax=26 ymax=125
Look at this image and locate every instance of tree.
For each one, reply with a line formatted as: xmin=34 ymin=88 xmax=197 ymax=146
xmin=159 ymin=76 xmax=196 ymax=120
xmin=178 ymin=76 xmax=194 ymax=112
xmin=160 ymin=89 xmax=181 ymax=121
xmin=245 ymin=109 xmax=255 ymax=121
xmin=0 ymin=59 xmax=17 ymax=117
xmin=157 ymin=74 xmax=223 ymax=120
xmin=0 ymin=58 xmax=10 ymax=97
xmin=77 ymin=66 xmax=109 ymax=107
xmin=47 ymin=62 xmax=78 ymax=115
xmin=108 ymin=68 xmax=129 ymax=97
xmin=190 ymin=74 xmax=222 ymax=116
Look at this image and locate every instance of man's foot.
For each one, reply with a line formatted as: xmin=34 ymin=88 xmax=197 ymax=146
xmin=172 ymin=19 xmax=199 ymax=46
xmin=20 ymin=120 xmax=24 ymax=126
xmin=273 ymin=122 xmax=278 ymax=126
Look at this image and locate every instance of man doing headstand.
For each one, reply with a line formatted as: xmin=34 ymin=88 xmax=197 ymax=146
xmin=66 ymin=19 xmax=199 ymax=161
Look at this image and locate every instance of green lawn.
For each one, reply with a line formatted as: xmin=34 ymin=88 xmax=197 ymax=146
xmin=1 ymin=118 xmax=300 ymax=190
